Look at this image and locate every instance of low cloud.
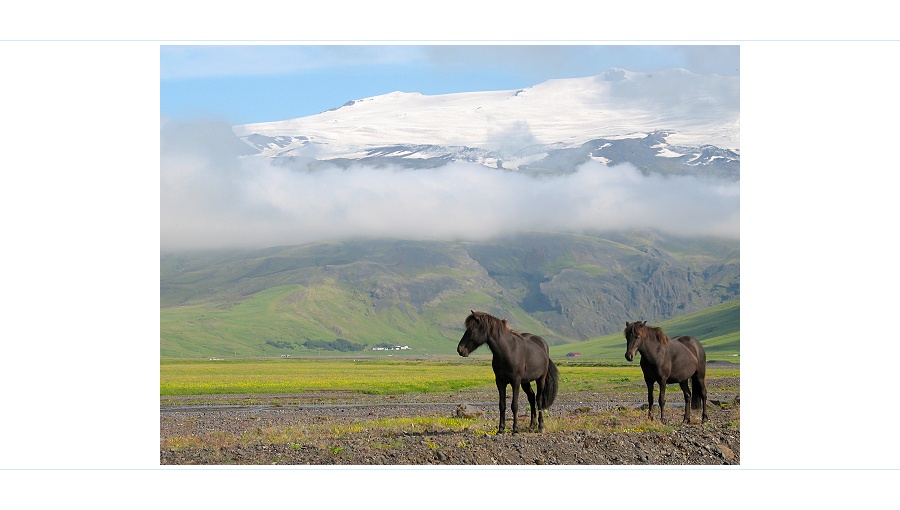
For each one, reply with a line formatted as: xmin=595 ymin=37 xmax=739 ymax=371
xmin=161 ymin=120 xmax=738 ymax=252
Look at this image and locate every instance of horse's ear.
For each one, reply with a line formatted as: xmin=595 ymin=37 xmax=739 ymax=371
xmin=639 ymin=321 xmax=646 ymax=326
xmin=626 ymin=321 xmax=632 ymax=327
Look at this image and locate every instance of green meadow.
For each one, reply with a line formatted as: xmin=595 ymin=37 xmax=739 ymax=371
xmin=160 ymin=358 xmax=739 ymax=397
xmin=161 ymin=358 xmax=493 ymax=396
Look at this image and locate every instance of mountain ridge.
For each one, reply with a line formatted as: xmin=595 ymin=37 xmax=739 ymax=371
xmin=231 ymin=69 xmax=739 ymax=176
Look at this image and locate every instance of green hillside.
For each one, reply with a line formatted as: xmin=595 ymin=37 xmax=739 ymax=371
xmin=161 ymin=232 xmax=739 ymax=359
xmin=549 ymin=298 xmax=739 ymax=362
xmin=161 ymin=279 xmax=519 ymax=359
xmin=161 ymin=240 xmax=560 ymax=358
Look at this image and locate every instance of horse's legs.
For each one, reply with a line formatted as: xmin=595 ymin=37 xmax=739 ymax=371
xmin=521 ymin=381 xmax=537 ymax=431
xmin=695 ymin=373 xmax=709 ymax=423
xmin=702 ymin=387 xmax=708 ymax=423
xmin=645 ymin=379 xmax=655 ymax=421
xmin=657 ymin=380 xmax=667 ymax=424
xmin=679 ymin=380 xmax=692 ymax=424
xmin=510 ymin=380 xmax=522 ymax=434
xmin=496 ymin=381 xmax=507 ymax=434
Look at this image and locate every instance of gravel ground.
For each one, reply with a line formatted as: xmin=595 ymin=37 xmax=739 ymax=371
xmin=161 ymin=377 xmax=739 ymax=466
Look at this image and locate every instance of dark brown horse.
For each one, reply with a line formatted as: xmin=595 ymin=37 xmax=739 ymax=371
xmin=457 ymin=311 xmax=559 ymax=434
xmin=624 ymin=321 xmax=708 ymax=424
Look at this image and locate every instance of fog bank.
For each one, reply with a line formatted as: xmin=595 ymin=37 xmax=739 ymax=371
xmin=161 ymin=120 xmax=739 ymax=252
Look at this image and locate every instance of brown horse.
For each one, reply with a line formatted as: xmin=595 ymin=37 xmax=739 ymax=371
xmin=624 ymin=321 xmax=708 ymax=424
xmin=457 ymin=311 xmax=559 ymax=434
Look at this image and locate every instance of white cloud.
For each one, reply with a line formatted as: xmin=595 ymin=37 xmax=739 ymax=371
xmin=160 ymin=121 xmax=739 ymax=251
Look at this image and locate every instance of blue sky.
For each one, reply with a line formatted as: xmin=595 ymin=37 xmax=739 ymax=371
xmin=160 ymin=45 xmax=739 ymax=125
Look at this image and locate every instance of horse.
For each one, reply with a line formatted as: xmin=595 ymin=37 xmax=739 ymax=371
xmin=624 ymin=321 xmax=708 ymax=424
xmin=457 ymin=311 xmax=559 ymax=434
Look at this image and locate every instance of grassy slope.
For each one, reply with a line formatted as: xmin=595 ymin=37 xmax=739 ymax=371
xmin=163 ymin=293 xmax=738 ymax=361
xmin=161 ymin=283 xmax=550 ymax=359
xmin=161 ymin=234 xmax=738 ymax=359
xmin=548 ymin=298 xmax=739 ymax=362
xmin=162 ymin=284 xmax=475 ymax=358
xmin=161 ymin=240 xmax=562 ymax=359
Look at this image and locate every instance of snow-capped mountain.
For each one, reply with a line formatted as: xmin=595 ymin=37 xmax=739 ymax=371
xmin=232 ymin=68 xmax=739 ymax=177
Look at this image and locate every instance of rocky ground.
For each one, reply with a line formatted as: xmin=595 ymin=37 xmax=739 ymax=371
xmin=161 ymin=377 xmax=739 ymax=465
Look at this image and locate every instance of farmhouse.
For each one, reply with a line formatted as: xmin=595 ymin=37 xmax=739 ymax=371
xmin=371 ymin=345 xmax=411 ymax=351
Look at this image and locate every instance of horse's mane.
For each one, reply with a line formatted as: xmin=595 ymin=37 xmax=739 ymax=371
xmin=629 ymin=321 xmax=670 ymax=345
xmin=466 ymin=311 xmax=522 ymax=339
xmin=645 ymin=325 xmax=670 ymax=345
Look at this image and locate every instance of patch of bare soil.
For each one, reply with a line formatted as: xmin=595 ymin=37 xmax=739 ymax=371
xmin=160 ymin=382 xmax=739 ymax=465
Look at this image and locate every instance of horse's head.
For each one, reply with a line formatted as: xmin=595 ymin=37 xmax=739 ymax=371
xmin=624 ymin=321 xmax=647 ymax=362
xmin=457 ymin=310 xmax=497 ymax=357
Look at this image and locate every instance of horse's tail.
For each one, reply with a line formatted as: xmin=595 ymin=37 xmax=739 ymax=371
xmin=691 ymin=340 xmax=707 ymax=410
xmin=691 ymin=376 xmax=703 ymax=409
xmin=542 ymin=360 xmax=559 ymax=409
